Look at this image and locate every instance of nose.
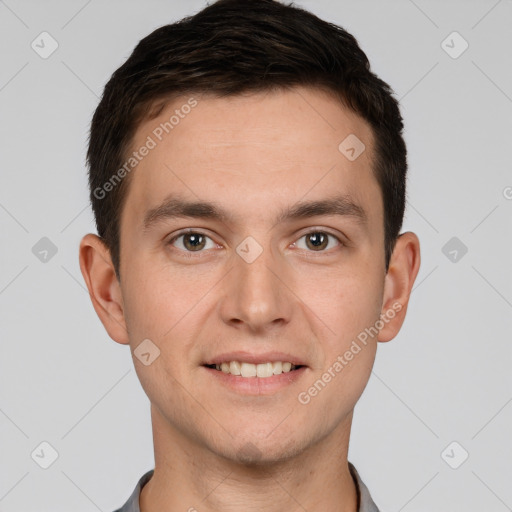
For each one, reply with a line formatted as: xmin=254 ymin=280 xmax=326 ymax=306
xmin=218 ymin=240 xmax=293 ymax=333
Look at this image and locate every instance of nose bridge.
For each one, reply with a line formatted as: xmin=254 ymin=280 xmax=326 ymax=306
xmin=221 ymin=235 xmax=291 ymax=330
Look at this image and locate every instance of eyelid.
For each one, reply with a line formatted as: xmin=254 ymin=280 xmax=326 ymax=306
xmin=297 ymin=226 xmax=346 ymax=241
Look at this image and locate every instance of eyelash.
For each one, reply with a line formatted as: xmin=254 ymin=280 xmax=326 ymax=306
xmin=167 ymin=228 xmax=344 ymax=257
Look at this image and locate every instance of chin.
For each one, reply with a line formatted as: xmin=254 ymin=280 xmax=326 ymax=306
xmin=215 ymin=432 xmax=309 ymax=468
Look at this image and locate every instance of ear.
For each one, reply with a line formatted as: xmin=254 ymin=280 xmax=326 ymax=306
xmin=78 ymin=233 xmax=129 ymax=345
xmin=377 ymin=231 xmax=421 ymax=343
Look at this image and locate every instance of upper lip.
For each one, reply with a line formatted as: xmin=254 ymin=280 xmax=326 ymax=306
xmin=203 ymin=351 xmax=308 ymax=366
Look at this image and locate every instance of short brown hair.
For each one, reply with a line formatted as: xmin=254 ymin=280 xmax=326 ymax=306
xmin=87 ymin=0 xmax=407 ymax=279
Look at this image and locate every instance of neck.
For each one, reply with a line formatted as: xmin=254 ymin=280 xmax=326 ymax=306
xmin=140 ymin=405 xmax=358 ymax=512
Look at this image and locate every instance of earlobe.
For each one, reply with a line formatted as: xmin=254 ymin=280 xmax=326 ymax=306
xmin=377 ymin=231 xmax=421 ymax=343
xmin=78 ymin=233 xmax=129 ymax=345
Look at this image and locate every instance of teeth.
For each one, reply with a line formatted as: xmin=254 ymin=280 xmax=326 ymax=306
xmin=257 ymin=362 xmax=273 ymax=378
xmin=229 ymin=361 xmax=241 ymax=375
xmin=210 ymin=361 xmax=298 ymax=378
xmin=241 ymin=362 xmax=257 ymax=377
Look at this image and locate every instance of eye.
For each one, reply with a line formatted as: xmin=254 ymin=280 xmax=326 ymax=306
xmin=293 ymin=230 xmax=342 ymax=252
xmin=168 ymin=230 xmax=217 ymax=252
xmin=167 ymin=229 xmax=343 ymax=255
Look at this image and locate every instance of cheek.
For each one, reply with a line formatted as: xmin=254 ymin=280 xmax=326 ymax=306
xmin=122 ymin=256 xmax=204 ymax=338
xmin=319 ymin=266 xmax=382 ymax=403
xmin=303 ymin=264 xmax=384 ymax=349
xmin=120 ymin=264 xmax=199 ymax=408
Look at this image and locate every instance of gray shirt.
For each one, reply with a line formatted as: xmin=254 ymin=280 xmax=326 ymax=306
xmin=113 ymin=462 xmax=380 ymax=511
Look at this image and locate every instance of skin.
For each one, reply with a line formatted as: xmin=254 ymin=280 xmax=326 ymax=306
xmin=79 ymin=86 xmax=420 ymax=512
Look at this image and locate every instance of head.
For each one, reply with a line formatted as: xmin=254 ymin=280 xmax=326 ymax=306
xmin=80 ymin=0 xmax=420 ymax=466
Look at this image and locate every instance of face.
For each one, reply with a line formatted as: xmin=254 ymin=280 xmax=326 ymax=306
xmin=90 ymin=86 xmax=406 ymax=464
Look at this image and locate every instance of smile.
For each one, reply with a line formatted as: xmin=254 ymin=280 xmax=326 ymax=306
xmin=204 ymin=361 xmax=303 ymax=378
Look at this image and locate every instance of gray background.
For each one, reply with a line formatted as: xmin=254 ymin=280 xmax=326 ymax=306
xmin=1 ymin=0 xmax=511 ymax=510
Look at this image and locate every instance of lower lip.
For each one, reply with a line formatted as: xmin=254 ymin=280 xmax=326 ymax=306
xmin=202 ymin=365 xmax=308 ymax=395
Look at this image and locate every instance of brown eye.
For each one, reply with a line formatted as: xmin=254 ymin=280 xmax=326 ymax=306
xmin=305 ymin=232 xmax=328 ymax=251
xmin=169 ymin=232 xmax=215 ymax=252
xmin=295 ymin=231 xmax=341 ymax=252
xmin=182 ymin=233 xmax=206 ymax=251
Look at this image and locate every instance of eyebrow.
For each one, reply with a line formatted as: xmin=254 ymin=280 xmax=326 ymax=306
xmin=143 ymin=194 xmax=368 ymax=231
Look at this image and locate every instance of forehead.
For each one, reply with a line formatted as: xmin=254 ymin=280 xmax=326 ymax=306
xmin=122 ymin=86 xmax=381 ymax=233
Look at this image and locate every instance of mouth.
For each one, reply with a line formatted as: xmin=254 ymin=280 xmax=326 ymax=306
xmin=202 ymin=361 xmax=308 ymax=395
xmin=201 ymin=352 xmax=309 ymax=394
xmin=203 ymin=361 xmax=305 ymax=378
